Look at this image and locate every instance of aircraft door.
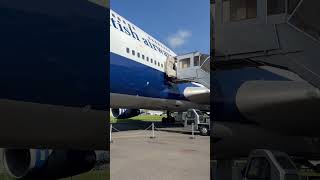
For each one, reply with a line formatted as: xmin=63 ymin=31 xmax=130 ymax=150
xmin=165 ymin=56 xmax=177 ymax=79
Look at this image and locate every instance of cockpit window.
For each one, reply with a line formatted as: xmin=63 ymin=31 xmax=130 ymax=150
xmin=289 ymin=0 xmax=320 ymax=42
xmin=267 ymin=0 xmax=285 ymax=15
xmin=223 ymin=0 xmax=257 ymax=23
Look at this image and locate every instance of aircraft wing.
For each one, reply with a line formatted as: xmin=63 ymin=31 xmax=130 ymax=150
xmin=183 ymin=86 xmax=210 ymax=105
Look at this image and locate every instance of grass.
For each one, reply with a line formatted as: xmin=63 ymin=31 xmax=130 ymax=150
xmin=0 ymin=170 xmax=109 ymax=180
xmin=61 ymin=170 xmax=109 ymax=180
xmin=110 ymin=115 xmax=165 ymax=123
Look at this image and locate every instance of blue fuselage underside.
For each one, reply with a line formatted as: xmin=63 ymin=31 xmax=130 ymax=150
xmin=110 ymin=52 xmax=195 ymax=101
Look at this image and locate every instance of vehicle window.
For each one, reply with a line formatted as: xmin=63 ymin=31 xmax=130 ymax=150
xmin=180 ymin=58 xmax=190 ymax=69
xmin=151 ymin=59 xmax=153 ymax=63
xmin=194 ymin=56 xmax=200 ymax=66
xmin=275 ymin=156 xmax=295 ymax=170
xmin=142 ymin=55 xmax=145 ymax=59
xmin=147 ymin=57 xmax=149 ymax=61
xmin=223 ymin=0 xmax=257 ymax=23
xmin=137 ymin=52 xmax=140 ymax=58
xmin=132 ymin=50 xmax=135 ymax=56
xmin=154 ymin=60 xmax=157 ymax=65
xmin=267 ymin=0 xmax=285 ymax=15
xmin=187 ymin=112 xmax=191 ymax=118
xmin=126 ymin=48 xmax=130 ymax=53
xmin=247 ymin=157 xmax=270 ymax=179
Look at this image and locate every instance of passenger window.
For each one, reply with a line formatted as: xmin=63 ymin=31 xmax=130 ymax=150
xmin=194 ymin=56 xmax=200 ymax=66
xmin=132 ymin=50 xmax=135 ymax=56
xmin=137 ymin=52 xmax=140 ymax=58
xmin=151 ymin=59 xmax=153 ymax=63
xmin=223 ymin=0 xmax=257 ymax=23
xmin=161 ymin=64 xmax=163 ymax=68
xmin=154 ymin=60 xmax=157 ymax=65
xmin=247 ymin=157 xmax=270 ymax=180
xmin=158 ymin=62 xmax=160 ymax=66
xmin=147 ymin=57 xmax=149 ymax=62
xmin=126 ymin=48 xmax=130 ymax=53
xmin=268 ymin=0 xmax=285 ymax=15
xmin=142 ymin=55 xmax=145 ymax=59
xmin=180 ymin=58 xmax=190 ymax=69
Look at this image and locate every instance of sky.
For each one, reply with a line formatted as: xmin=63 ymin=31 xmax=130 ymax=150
xmin=111 ymin=0 xmax=210 ymax=55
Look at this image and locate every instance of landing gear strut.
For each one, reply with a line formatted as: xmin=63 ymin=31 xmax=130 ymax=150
xmin=162 ymin=111 xmax=175 ymax=124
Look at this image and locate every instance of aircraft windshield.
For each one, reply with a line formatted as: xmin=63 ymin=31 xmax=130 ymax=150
xmin=289 ymin=0 xmax=320 ymax=42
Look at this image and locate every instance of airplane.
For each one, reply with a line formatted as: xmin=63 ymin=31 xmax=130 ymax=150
xmin=211 ymin=0 xmax=320 ymax=179
xmin=109 ymin=9 xmax=210 ymax=121
xmin=0 ymin=1 xmax=210 ymax=179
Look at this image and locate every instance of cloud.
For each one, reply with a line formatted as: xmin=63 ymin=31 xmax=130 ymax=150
xmin=167 ymin=30 xmax=192 ymax=49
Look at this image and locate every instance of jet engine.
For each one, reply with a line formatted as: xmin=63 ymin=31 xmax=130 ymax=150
xmin=111 ymin=108 xmax=141 ymax=119
xmin=3 ymin=149 xmax=96 ymax=179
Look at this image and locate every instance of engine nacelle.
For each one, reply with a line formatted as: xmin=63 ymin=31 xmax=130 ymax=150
xmin=111 ymin=108 xmax=141 ymax=119
xmin=3 ymin=149 xmax=97 ymax=179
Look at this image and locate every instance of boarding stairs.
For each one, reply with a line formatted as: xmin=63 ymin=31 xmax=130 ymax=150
xmin=165 ymin=52 xmax=210 ymax=89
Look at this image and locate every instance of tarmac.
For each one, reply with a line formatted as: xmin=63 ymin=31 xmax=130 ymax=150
xmin=110 ymin=121 xmax=210 ymax=180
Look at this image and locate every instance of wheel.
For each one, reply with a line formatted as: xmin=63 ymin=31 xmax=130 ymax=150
xmin=199 ymin=126 xmax=209 ymax=136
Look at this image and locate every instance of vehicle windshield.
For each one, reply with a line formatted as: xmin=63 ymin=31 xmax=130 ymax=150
xmin=196 ymin=110 xmax=209 ymax=117
xmin=275 ymin=155 xmax=296 ymax=170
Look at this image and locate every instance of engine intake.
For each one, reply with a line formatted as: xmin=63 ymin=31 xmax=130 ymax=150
xmin=3 ymin=149 xmax=96 ymax=179
xmin=111 ymin=108 xmax=140 ymax=119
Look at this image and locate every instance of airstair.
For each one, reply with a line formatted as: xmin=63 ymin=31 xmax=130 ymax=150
xmin=165 ymin=51 xmax=210 ymax=88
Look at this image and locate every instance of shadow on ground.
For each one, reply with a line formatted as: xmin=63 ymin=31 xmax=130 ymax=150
xmin=111 ymin=120 xmax=183 ymax=132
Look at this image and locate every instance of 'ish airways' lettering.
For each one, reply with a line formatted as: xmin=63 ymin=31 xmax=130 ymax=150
xmin=110 ymin=17 xmax=170 ymax=57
